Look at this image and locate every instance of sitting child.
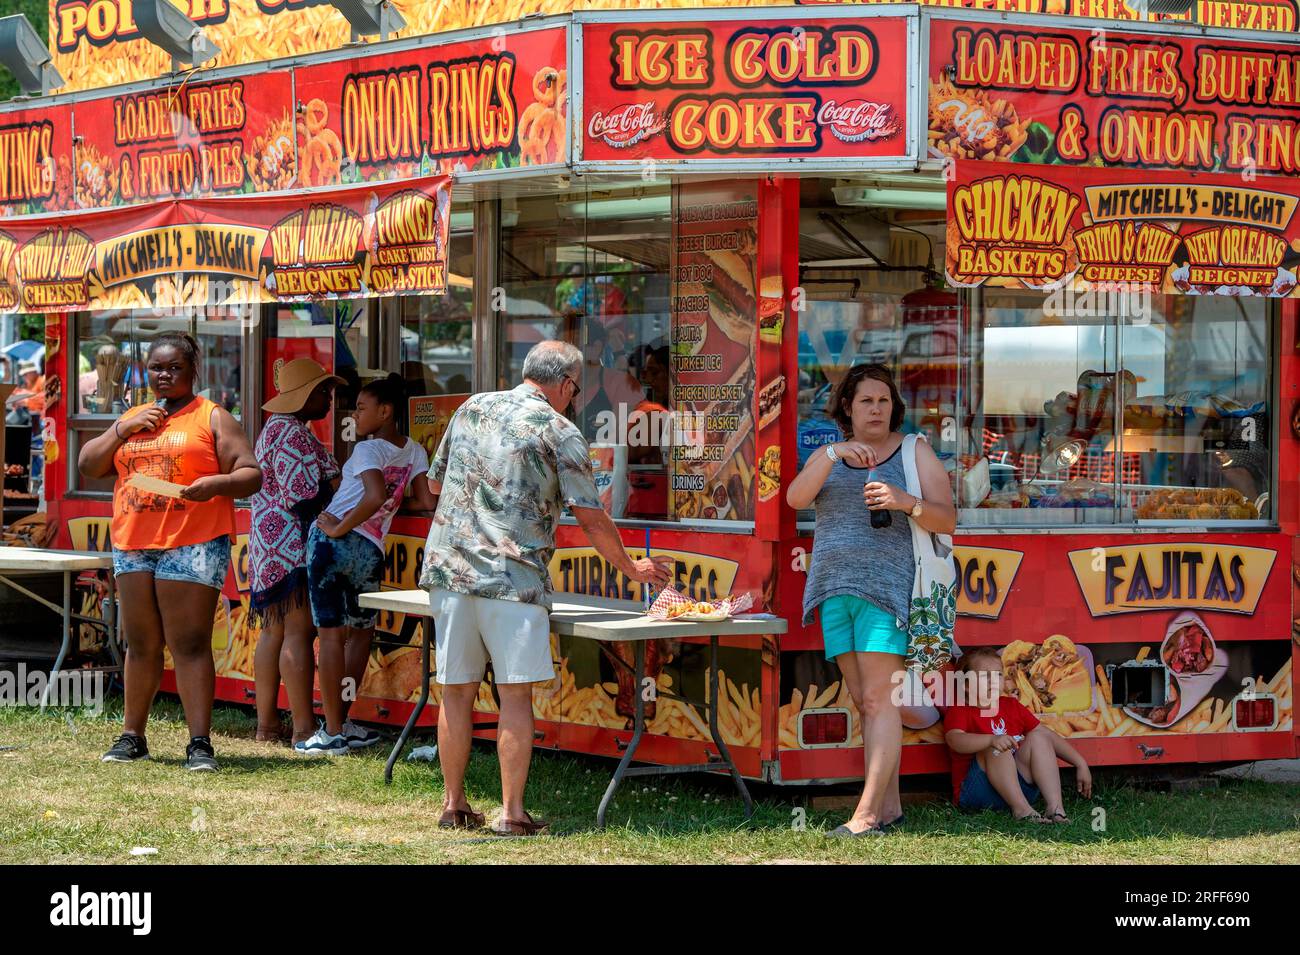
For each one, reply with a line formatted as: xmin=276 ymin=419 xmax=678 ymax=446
xmin=943 ymin=647 xmax=1093 ymax=823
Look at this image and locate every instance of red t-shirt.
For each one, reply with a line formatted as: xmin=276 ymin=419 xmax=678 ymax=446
xmin=942 ymin=696 xmax=1040 ymax=804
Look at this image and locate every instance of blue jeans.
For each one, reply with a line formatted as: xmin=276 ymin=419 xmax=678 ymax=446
xmin=306 ymin=526 xmax=383 ymax=629
xmin=959 ymin=757 xmax=1041 ymax=811
xmin=112 ymin=536 xmax=230 ymax=591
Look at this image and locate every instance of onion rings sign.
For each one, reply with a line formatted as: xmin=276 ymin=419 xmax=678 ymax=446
xmin=581 ymin=18 xmax=910 ymax=162
xmin=946 ymin=159 xmax=1300 ymax=298
xmin=0 ymin=175 xmax=450 ymax=314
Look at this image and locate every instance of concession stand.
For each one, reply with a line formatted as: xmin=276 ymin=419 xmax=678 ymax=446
xmin=5 ymin=0 xmax=1297 ymax=784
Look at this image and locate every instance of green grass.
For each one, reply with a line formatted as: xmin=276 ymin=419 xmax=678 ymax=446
xmin=1 ymin=700 xmax=1297 ymax=864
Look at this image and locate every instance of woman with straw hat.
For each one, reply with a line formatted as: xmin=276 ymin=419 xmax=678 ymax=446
xmin=250 ymin=359 xmax=343 ymax=748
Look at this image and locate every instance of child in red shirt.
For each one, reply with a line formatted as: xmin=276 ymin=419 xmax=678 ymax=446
xmin=943 ymin=647 xmax=1092 ymax=823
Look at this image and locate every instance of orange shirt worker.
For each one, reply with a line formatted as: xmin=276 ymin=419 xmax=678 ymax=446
xmin=78 ymin=332 xmax=262 ymax=772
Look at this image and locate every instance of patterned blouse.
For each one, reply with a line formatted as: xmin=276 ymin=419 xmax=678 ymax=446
xmin=249 ymin=414 xmax=340 ymax=616
xmin=420 ymin=384 xmax=601 ymax=607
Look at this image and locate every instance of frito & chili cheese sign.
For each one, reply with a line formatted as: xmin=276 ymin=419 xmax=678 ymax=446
xmin=1068 ymin=542 xmax=1275 ymax=615
xmin=929 ymin=19 xmax=1300 ymax=173
xmin=946 ymin=159 xmax=1300 ymax=297
xmin=0 ymin=175 xmax=449 ymax=315
xmin=581 ymin=18 xmax=910 ymax=162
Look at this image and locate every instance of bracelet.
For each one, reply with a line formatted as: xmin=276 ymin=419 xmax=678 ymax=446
xmin=113 ymin=421 xmax=123 ymax=441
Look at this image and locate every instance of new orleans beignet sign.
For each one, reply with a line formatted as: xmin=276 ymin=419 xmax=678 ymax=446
xmin=946 ymin=160 xmax=1300 ymax=297
xmin=581 ymin=18 xmax=911 ymax=162
xmin=0 ymin=175 xmax=449 ymax=314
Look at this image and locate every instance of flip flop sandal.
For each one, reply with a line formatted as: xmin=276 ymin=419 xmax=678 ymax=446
xmin=438 ymin=808 xmax=486 ymax=830
xmin=1015 ymin=811 xmax=1050 ymax=824
xmin=1046 ymin=811 xmax=1071 ymax=824
xmin=826 ymin=824 xmax=885 ymax=837
xmin=880 ymin=814 xmax=906 ymax=831
xmin=492 ymin=812 xmax=550 ymax=837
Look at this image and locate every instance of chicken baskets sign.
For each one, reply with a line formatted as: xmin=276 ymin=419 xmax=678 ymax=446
xmin=0 ymin=175 xmax=450 ymax=314
xmin=946 ymin=160 xmax=1300 ymax=298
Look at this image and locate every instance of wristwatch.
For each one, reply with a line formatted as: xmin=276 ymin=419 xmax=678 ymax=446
xmin=909 ymin=496 xmax=923 ymax=519
xmin=824 ymin=444 xmax=839 ymax=463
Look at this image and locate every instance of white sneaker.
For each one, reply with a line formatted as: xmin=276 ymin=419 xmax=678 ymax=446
xmin=341 ymin=720 xmax=382 ymax=749
xmin=293 ymin=728 xmax=349 ymax=757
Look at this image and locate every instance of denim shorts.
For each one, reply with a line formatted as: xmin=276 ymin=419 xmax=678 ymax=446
xmin=306 ymin=526 xmax=383 ymax=629
xmin=958 ymin=756 xmax=1041 ymax=812
xmin=112 ymin=535 xmax=231 ymax=591
xmin=820 ymin=594 xmax=908 ymax=659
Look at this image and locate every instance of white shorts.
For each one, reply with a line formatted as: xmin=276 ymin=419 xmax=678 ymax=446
xmin=429 ymin=588 xmax=555 ymax=685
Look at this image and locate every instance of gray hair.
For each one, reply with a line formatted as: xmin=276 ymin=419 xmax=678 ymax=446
xmin=521 ymin=340 xmax=582 ymax=386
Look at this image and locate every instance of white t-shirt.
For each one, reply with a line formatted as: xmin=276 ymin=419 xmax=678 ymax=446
xmin=325 ymin=436 xmax=429 ymax=550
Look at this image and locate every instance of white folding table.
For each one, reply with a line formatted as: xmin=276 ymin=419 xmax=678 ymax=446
xmin=0 ymin=547 xmax=118 ymax=708
xmin=358 ymin=589 xmax=786 ymax=827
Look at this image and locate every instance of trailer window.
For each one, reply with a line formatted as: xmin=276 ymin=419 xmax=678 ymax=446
xmin=956 ymin=290 xmax=1273 ymax=526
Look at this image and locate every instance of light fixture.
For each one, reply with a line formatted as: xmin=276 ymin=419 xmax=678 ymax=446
xmin=329 ymin=0 xmax=406 ymax=44
xmin=1123 ymin=0 xmax=1196 ymax=15
xmin=1039 ymin=436 xmax=1085 ymax=474
xmin=0 ymin=15 xmax=64 ymax=96
xmin=833 ymin=185 xmax=946 ymax=211
xmin=133 ymin=0 xmax=220 ymax=73
xmin=558 ymin=196 xmax=672 ymax=221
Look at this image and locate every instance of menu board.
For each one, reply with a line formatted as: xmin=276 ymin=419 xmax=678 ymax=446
xmin=670 ymin=181 xmax=758 ymax=522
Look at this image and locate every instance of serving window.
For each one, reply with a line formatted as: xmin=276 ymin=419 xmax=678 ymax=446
xmin=794 ymin=178 xmax=1275 ymax=529
xmin=68 ymin=307 xmax=261 ymax=496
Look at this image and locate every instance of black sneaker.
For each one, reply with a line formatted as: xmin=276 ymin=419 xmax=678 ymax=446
xmin=185 ymin=736 xmax=219 ymax=772
xmin=101 ymin=733 xmax=149 ymax=763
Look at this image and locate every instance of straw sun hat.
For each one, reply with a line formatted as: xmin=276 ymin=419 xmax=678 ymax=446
xmin=262 ymin=359 xmax=344 ymax=413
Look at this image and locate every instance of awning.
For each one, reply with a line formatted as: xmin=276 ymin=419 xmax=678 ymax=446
xmin=946 ymin=161 xmax=1300 ymax=299
xmin=0 ymin=176 xmax=451 ymax=314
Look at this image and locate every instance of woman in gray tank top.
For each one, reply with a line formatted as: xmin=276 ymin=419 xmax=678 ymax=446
xmin=787 ymin=364 xmax=956 ymax=836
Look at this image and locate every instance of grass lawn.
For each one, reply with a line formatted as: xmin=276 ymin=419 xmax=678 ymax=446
xmin=1 ymin=700 xmax=1297 ymax=864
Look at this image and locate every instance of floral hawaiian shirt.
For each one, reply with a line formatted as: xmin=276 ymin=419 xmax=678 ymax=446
xmin=419 ymin=383 xmax=601 ymax=607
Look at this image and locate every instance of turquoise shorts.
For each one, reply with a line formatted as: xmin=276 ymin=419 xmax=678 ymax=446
xmin=820 ymin=595 xmax=907 ymax=659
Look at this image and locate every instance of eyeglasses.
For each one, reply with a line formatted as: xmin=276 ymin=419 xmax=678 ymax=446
xmin=564 ymin=375 xmax=583 ymax=397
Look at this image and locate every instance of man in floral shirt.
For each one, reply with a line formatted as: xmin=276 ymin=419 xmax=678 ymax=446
xmin=421 ymin=340 xmax=672 ymax=835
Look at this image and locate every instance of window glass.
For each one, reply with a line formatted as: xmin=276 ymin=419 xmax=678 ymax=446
xmin=795 ymin=180 xmax=956 ymax=523
xmin=400 ymin=203 xmax=474 ymax=398
xmin=498 ymin=185 xmax=675 ymax=522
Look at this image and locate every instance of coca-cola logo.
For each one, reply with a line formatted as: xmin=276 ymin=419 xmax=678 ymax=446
xmin=817 ymin=100 xmax=898 ymax=145
xmin=587 ymin=102 xmax=666 ymax=149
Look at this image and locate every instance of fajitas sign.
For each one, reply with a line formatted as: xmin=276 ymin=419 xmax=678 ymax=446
xmin=947 ymin=159 xmax=1300 ymax=297
xmin=581 ymin=18 xmax=910 ymax=162
xmin=1068 ymin=542 xmax=1275 ymax=615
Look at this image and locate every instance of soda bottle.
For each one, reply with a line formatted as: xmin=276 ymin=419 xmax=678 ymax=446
xmin=866 ymin=468 xmax=892 ymax=528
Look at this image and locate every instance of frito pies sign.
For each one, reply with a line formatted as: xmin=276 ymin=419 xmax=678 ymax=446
xmin=0 ymin=176 xmax=450 ymax=315
xmin=1068 ymin=543 xmax=1275 ymax=616
xmin=580 ymin=16 xmax=912 ymax=164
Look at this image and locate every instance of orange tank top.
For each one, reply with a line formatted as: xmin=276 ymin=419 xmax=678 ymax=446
xmin=111 ymin=396 xmax=236 ymax=550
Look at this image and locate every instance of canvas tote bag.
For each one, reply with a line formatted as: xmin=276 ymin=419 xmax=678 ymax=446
xmin=900 ymin=433 xmax=960 ymax=673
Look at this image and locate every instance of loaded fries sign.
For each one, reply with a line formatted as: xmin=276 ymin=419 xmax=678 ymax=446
xmin=0 ymin=175 xmax=450 ymax=314
xmin=581 ymin=17 xmax=911 ymax=163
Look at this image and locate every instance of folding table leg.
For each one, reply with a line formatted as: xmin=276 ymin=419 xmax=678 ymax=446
xmin=385 ymin=615 xmax=433 ymax=784
xmin=708 ymin=635 xmax=753 ymax=819
xmin=596 ymin=641 xmax=646 ymax=829
xmin=41 ymin=572 xmax=73 ymax=711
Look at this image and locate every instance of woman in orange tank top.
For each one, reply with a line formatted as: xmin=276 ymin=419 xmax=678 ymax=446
xmin=78 ymin=332 xmax=261 ymax=772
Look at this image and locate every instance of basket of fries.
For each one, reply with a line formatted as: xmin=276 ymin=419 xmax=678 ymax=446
xmin=646 ymin=587 xmax=753 ymax=622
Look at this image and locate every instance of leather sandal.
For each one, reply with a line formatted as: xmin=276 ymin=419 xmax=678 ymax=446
xmin=492 ymin=811 xmax=550 ymax=837
xmin=437 ymin=808 xmax=486 ymax=830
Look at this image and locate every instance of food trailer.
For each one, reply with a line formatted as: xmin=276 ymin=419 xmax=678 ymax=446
xmin=3 ymin=0 xmax=1296 ymax=783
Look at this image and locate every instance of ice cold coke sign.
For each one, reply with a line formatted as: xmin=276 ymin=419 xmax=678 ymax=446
xmin=581 ymin=19 xmax=911 ymax=162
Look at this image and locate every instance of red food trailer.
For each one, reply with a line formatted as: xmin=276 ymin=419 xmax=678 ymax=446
xmin=4 ymin=0 xmax=1296 ymax=784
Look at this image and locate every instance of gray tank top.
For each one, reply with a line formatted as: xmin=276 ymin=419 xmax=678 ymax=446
xmin=802 ymin=441 xmax=915 ymax=627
